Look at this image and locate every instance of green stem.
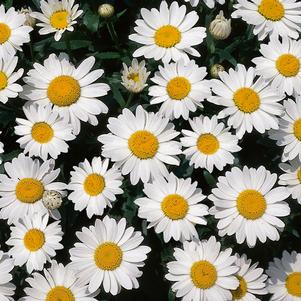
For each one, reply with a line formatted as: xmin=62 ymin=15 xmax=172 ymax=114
xmin=106 ymin=21 xmax=119 ymax=45
xmin=125 ymin=93 xmax=134 ymax=108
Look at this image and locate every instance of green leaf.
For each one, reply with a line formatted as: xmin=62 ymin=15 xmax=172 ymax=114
xmin=94 ymin=52 xmax=121 ymax=60
xmin=111 ymin=84 xmax=126 ymax=107
xmin=83 ymin=9 xmax=99 ymax=32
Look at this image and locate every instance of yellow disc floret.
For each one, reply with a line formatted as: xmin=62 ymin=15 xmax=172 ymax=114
xmin=94 ymin=242 xmax=123 ymax=270
xmin=293 ymin=119 xmax=301 ymax=140
xmin=84 ymin=173 xmax=105 ymax=196
xmin=23 ymin=229 xmax=45 ymax=252
xmin=232 ymin=276 xmax=248 ymax=299
xmin=276 ymin=54 xmax=300 ymax=77
xmin=166 ymin=77 xmax=191 ymax=100
xmin=237 ymin=189 xmax=267 ymax=220
xmin=50 ymin=11 xmax=69 ymax=29
xmin=0 ymin=23 xmax=11 ymax=44
xmin=285 ymin=272 xmax=301 ymax=297
xmin=46 ymin=286 xmax=75 ymax=301
xmin=128 ymin=130 xmax=159 ymax=159
xmin=161 ymin=194 xmax=189 ymax=220
xmin=31 ymin=122 xmax=54 ymax=143
xmin=190 ymin=260 xmax=217 ymax=289
xmin=128 ymin=73 xmax=140 ymax=83
xmin=155 ymin=25 xmax=181 ymax=48
xmin=15 ymin=178 xmax=44 ymax=204
xmin=258 ymin=0 xmax=285 ymax=21
xmin=233 ymin=87 xmax=260 ymax=113
xmin=197 ymin=134 xmax=220 ymax=155
xmin=0 ymin=71 xmax=8 ymax=90
xmin=47 ymin=75 xmax=81 ymax=107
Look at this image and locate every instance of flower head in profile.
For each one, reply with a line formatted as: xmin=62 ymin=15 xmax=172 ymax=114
xmin=0 ymin=251 xmax=15 ymax=301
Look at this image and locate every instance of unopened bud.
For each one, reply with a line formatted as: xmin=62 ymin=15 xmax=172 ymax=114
xmin=42 ymin=190 xmax=63 ymax=210
xmin=19 ymin=7 xmax=36 ymax=27
xmin=210 ymin=64 xmax=225 ymax=78
xmin=209 ymin=11 xmax=231 ymax=40
xmin=98 ymin=4 xmax=115 ymax=19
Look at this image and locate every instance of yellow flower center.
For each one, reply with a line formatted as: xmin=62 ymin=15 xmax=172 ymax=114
xmin=0 ymin=71 xmax=8 ymax=90
xmin=47 ymin=75 xmax=81 ymax=107
xmin=233 ymin=87 xmax=260 ymax=113
xmin=197 ymin=134 xmax=220 ymax=155
xmin=190 ymin=260 xmax=217 ymax=289
xmin=128 ymin=130 xmax=159 ymax=159
xmin=46 ymin=286 xmax=75 ymax=301
xmin=50 ymin=10 xmax=69 ymax=30
xmin=31 ymin=122 xmax=54 ymax=144
xmin=285 ymin=272 xmax=301 ymax=297
xmin=94 ymin=242 xmax=123 ymax=270
xmin=84 ymin=173 xmax=105 ymax=196
xmin=128 ymin=72 xmax=140 ymax=83
xmin=297 ymin=169 xmax=301 ymax=183
xmin=276 ymin=54 xmax=300 ymax=77
xmin=231 ymin=276 xmax=248 ymax=299
xmin=258 ymin=0 xmax=285 ymax=21
xmin=23 ymin=229 xmax=45 ymax=252
xmin=161 ymin=194 xmax=189 ymax=220
xmin=237 ymin=189 xmax=267 ymax=220
xmin=293 ymin=119 xmax=301 ymax=140
xmin=15 ymin=178 xmax=44 ymax=204
xmin=155 ymin=25 xmax=181 ymax=48
xmin=0 ymin=23 xmax=11 ymax=44
xmin=166 ymin=77 xmax=191 ymax=100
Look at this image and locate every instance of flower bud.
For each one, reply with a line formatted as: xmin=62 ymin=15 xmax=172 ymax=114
xmin=98 ymin=4 xmax=115 ymax=19
xmin=209 ymin=11 xmax=231 ymax=40
xmin=19 ymin=7 xmax=36 ymax=27
xmin=210 ymin=64 xmax=225 ymax=78
xmin=42 ymin=190 xmax=63 ymax=210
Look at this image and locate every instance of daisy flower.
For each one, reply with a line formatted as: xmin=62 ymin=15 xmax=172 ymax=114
xmin=6 ymin=213 xmax=63 ymax=273
xmin=184 ymin=0 xmax=225 ymax=8
xmin=180 ymin=115 xmax=241 ymax=172
xmin=69 ymin=216 xmax=151 ymax=295
xmin=129 ymin=1 xmax=206 ymax=64
xmin=209 ymin=64 xmax=284 ymax=139
xmin=0 ymin=5 xmax=32 ymax=58
xmin=15 ymin=104 xmax=76 ymax=160
xmin=149 ymin=60 xmax=211 ymax=120
xmin=134 ymin=172 xmax=209 ymax=242
xmin=165 ymin=236 xmax=239 ymax=301
xmin=21 ymin=53 xmax=110 ymax=135
xmin=121 ymin=58 xmax=150 ymax=93
xmin=0 ymin=55 xmax=23 ymax=104
xmin=232 ymin=0 xmax=301 ymax=40
xmin=209 ymin=166 xmax=290 ymax=248
xmin=269 ymin=98 xmax=301 ymax=162
xmin=0 ymin=153 xmax=67 ymax=224
xmin=31 ymin=0 xmax=83 ymax=41
xmin=267 ymin=250 xmax=301 ymax=300
xmin=279 ymin=158 xmax=301 ymax=204
xmin=231 ymin=254 xmax=267 ymax=301
xmin=98 ymin=105 xmax=182 ymax=185
xmin=0 ymin=251 xmax=15 ymax=301
xmin=252 ymin=37 xmax=301 ymax=96
xmin=20 ymin=260 xmax=98 ymax=301
xmin=0 ymin=134 xmax=3 ymax=165
xmin=68 ymin=157 xmax=123 ymax=218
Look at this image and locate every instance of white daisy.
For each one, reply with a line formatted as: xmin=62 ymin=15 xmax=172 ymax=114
xmin=0 ymin=251 xmax=15 ymax=301
xmin=68 ymin=157 xmax=123 ymax=218
xmin=269 ymin=98 xmax=301 ymax=162
xmin=232 ymin=0 xmax=301 ymax=40
xmin=15 ymin=104 xmax=76 ymax=160
xmin=209 ymin=64 xmax=284 ymax=139
xmin=121 ymin=58 xmax=150 ymax=93
xmin=20 ymin=53 xmax=110 ymax=135
xmin=184 ymin=0 xmax=225 ymax=8
xmin=98 ymin=105 xmax=182 ymax=185
xmin=0 ymin=134 xmax=3 ymax=165
xmin=69 ymin=216 xmax=151 ymax=295
xmin=20 ymin=260 xmax=98 ymax=301
xmin=209 ymin=166 xmax=290 ymax=248
xmin=252 ymin=37 xmax=301 ymax=96
xmin=134 ymin=172 xmax=208 ymax=242
xmin=180 ymin=115 xmax=241 ymax=172
xmin=165 ymin=236 xmax=239 ymax=301
xmin=0 ymin=153 xmax=67 ymax=224
xmin=0 ymin=5 xmax=32 ymax=58
xmin=31 ymin=0 xmax=83 ymax=41
xmin=129 ymin=1 xmax=206 ymax=64
xmin=6 ymin=213 xmax=63 ymax=273
xmin=267 ymin=250 xmax=301 ymax=300
xmin=231 ymin=254 xmax=267 ymax=301
xmin=279 ymin=158 xmax=301 ymax=204
xmin=149 ymin=59 xmax=211 ymax=120
xmin=0 ymin=55 xmax=23 ymax=104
